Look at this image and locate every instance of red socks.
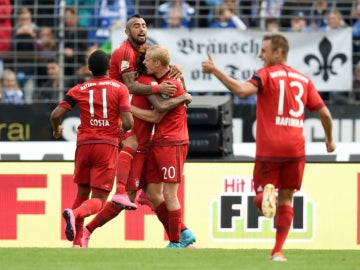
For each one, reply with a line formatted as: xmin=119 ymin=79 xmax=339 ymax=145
xmin=86 ymin=202 xmax=123 ymax=233
xmin=116 ymin=146 xmax=136 ymax=194
xmin=272 ymin=205 xmax=294 ymax=255
xmin=168 ymin=209 xmax=182 ymax=242
xmin=73 ymin=198 xmax=104 ymax=219
xmin=155 ymin=201 xmax=170 ymax=236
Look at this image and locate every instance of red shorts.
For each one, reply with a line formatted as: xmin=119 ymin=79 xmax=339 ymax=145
xmin=126 ymin=150 xmax=148 ymax=191
xmin=74 ymin=144 xmax=118 ymax=192
xmin=119 ymin=129 xmax=135 ymax=142
xmin=253 ymin=159 xmax=305 ymax=193
xmin=146 ymin=144 xmax=188 ymax=184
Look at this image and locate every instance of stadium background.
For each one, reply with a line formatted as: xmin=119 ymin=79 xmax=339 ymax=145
xmin=0 ymin=1 xmax=359 ymax=249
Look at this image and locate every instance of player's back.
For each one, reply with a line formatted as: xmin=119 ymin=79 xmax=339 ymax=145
xmin=255 ymin=64 xmax=324 ymax=158
xmin=67 ymin=76 xmax=131 ymax=145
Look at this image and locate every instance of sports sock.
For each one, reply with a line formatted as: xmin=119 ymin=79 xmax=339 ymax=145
xmin=73 ymin=198 xmax=104 ymax=219
xmin=272 ymin=204 xmax=294 ymax=255
xmin=168 ymin=209 xmax=182 ymax=242
xmin=155 ymin=201 xmax=169 ymax=236
xmin=115 ymin=146 xmax=136 ymax=194
xmin=86 ymin=202 xmax=123 ymax=233
xmin=71 ymin=189 xmax=89 ymax=246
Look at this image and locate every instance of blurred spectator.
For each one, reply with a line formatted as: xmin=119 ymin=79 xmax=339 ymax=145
xmin=204 ymin=0 xmax=222 ymax=26
xmin=166 ymin=7 xmax=186 ymax=28
xmin=0 ymin=0 xmax=12 ymax=52
xmin=20 ymin=0 xmax=57 ymax=27
xmin=89 ymin=0 xmax=136 ymax=46
xmin=353 ymin=60 xmax=360 ymax=103
xmin=352 ymin=4 xmax=360 ymax=65
xmin=289 ymin=11 xmax=314 ymax=33
xmin=76 ymin=44 xmax=98 ymax=83
xmin=320 ymin=8 xmax=347 ymax=31
xmin=265 ymin=18 xmax=280 ymax=32
xmin=66 ymin=0 xmax=96 ymax=27
xmin=10 ymin=7 xmax=38 ymax=104
xmin=0 ymin=69 xmax=25 ymax=104
xmin=158 ymin=0 xmax=195 ymax=28
xmin=335 ymin=1 xmax=355 ymax=26
xmin=37 ymin=26 xmax=58 ymax=88
xmin=64 ymin=7 xmax=88 ymax=77
xmin=209 ymin=4 xmax=247 ymax=29
xmin=36 ymin=60 xmax=74 ymax=102
xmin=280 ymin=1 xmax=312 ymax=29
xmin=308 ymin=1 xmax=328 ymax=31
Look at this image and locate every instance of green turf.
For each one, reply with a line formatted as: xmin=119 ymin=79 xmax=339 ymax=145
xmin=0 ymin=248 xmax=359 ymax=270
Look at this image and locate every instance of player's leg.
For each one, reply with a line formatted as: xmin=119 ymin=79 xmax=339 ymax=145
xmin=163 ymin=182 xmax=182 ymax=248
xmin=252 ymin=161 xmax=279 ymax=217
xmin=112 ymin=134 xmax=138 ymax=209
xmin=271 ymin=160 xmax=304 ymax=262
xmin=71 ymin=184 xmax=91 ymax=247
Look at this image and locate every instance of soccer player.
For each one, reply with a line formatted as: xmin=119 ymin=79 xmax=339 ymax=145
xmin=132 ymin=45 xmax=196 ymax=248
xmin=80 ymin=50 xmax=193 ymax=248
xmin=108 ymin=14 xmax=180 ymax=208
xmin=201 ymin=34 xmax=336 ymax=261
xmin=50 ymin=50 xmax=133 ymax=245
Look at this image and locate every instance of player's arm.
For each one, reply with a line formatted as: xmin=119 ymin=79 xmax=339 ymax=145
xmin=318 ymin=106 xmax=336 ymax=153
xmin=120 ymin=111 xmax=134 ymax=132
xmin=202 ymin=51 xmax=257 ymax=97
xmin=131 ymin=105 xmax=165 ymax=124
xmin=148 ymin=92 xmax=192 ymax=113
xmin=50 ymin=105 xmax=70 ymax=139
xmin=122 ymin=71 xmax=177 ymax=96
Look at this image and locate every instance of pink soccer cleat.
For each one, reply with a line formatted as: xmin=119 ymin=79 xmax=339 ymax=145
xmin=137 ymin=189 xmax=154 ymax=211
xmin=81 ymin=226 xmax=91 ymax=248
xmin=111 ymin=193 xmax=137 ymax=210
xmin=62 ymin=208 xmax=76 ymax=241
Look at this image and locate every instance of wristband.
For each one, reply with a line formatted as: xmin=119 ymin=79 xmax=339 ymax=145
xmin=151 ymin=84 xmax=159 ymax=94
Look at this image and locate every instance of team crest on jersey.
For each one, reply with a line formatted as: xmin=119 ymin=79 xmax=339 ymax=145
xmin=121 ymin=60 xmax=130 ymax=71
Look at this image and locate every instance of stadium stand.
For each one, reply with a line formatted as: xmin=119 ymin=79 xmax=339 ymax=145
xmin=0 ymin=0 xmax=359 ymax=104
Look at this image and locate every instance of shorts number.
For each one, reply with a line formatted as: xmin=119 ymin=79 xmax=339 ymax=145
xmin=162 ymin=166 xmax=176 ymax=180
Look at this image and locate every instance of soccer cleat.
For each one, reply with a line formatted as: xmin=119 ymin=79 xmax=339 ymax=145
xmin=165 ymin=242 xmax=182 ymax=249
xmin=81 ymin=226 xmax=91 ymax=248
xmin=261 ymin=184 xmax=277 ymax=218
xmin=137 ymin=190 xmax=154 ymax=211
xmin=180 ymin=228 xmax=196 ymax=248
xmin=111 ymin=193 xmax=137 ymax=210
xmin=271 ymin=252 xmax=287 ymax=262
xmin=63 ymin=208 xmax=76 ymax=241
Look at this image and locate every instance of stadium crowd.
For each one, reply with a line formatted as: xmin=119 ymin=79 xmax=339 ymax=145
xmin=0 ymin=0 xmax=360 ymax=104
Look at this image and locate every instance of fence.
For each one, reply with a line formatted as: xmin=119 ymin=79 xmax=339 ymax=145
xmin=0 ymin=0 xmax=360 ymax=104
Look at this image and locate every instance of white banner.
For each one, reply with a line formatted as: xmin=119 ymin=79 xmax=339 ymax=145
xmin=111 ymin=28 xmax=352 ymax=92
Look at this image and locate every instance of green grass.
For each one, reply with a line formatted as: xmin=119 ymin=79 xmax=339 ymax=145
xmin=0 ymin=248 xmax=359 ymax=270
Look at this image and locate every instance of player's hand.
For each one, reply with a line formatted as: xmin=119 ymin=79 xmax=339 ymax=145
xmin=169 ymin=64 xmax=183 ymax=80
xmin=158 ymin=81 xmax=176 ymax=96
xmin=326 ymin=140 xmax=336 ymax=153
xmin=183 ymin=92 xmax=192 ymax=105
xmin=53 ymin=125 xmax=64 ymax=139
xmin=202 ymin=51 xmax=216 ymax=74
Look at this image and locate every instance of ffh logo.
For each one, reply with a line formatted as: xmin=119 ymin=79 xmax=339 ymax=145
xmin=210 ymin=192 xmax=315 ymax=242
xmin=304 ymin=37 xmax=347 ymax=82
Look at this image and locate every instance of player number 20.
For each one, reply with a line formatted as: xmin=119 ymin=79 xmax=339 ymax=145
xmin=162 ymin=166 xmax=176 ymax=180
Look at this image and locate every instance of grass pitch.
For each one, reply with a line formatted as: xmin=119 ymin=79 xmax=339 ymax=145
xmin=0 ymin=248 xmax=359 ymax=270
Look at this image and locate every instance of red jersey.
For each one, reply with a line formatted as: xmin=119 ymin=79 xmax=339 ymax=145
xmin=152 ymin=75 xmax=189 ymax=145
xmin=59 ymin=76 xmax=131 ymax=146
xmin=248 ymin=64 xmax=324 ymax=160
xmin=109 ymin=39 xmax=145 ymax=82
xmin=132 ymin=74 xmax=157 ymax=149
